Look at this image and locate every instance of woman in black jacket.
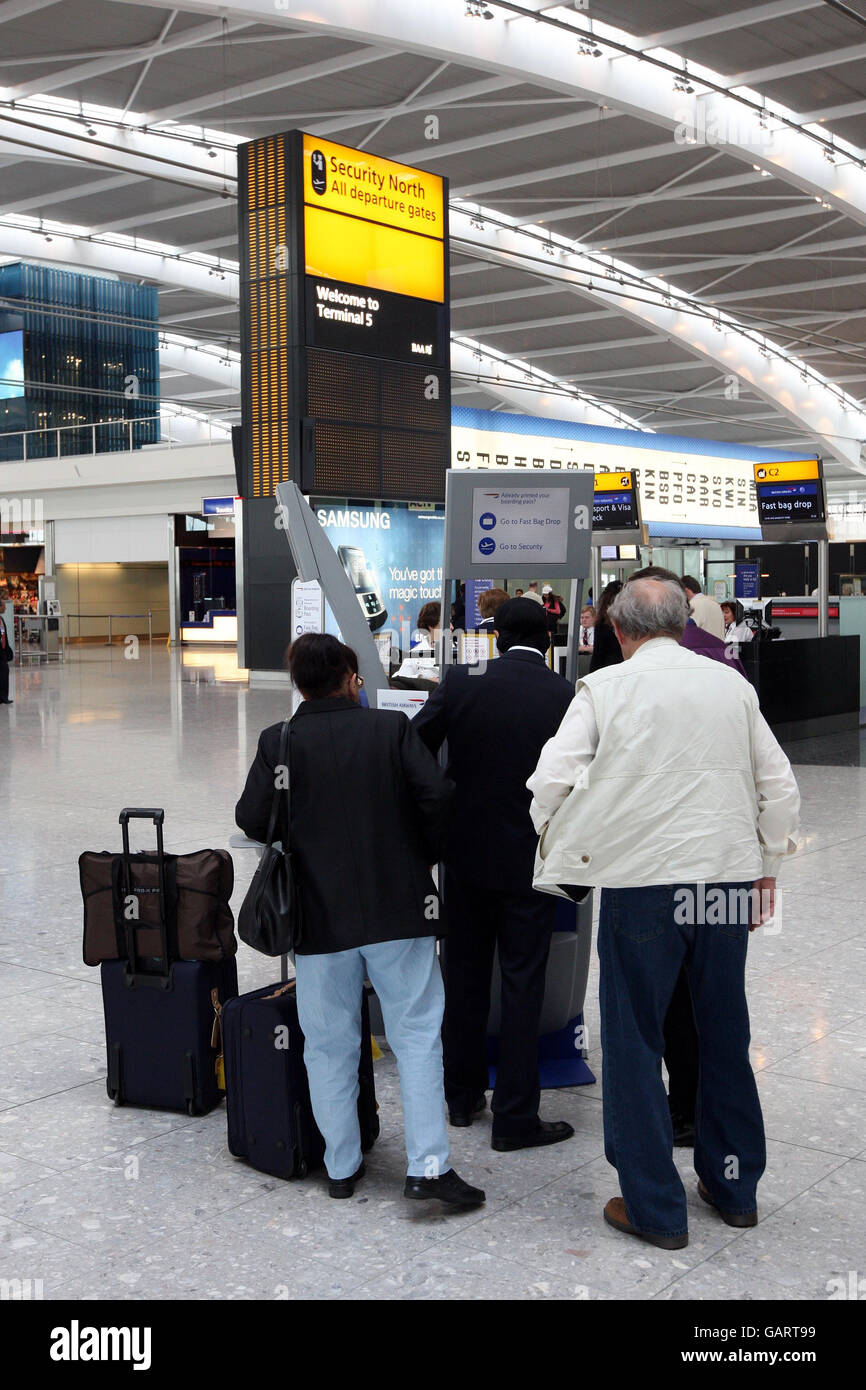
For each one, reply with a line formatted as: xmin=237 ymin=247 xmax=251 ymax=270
xmin=588 ymin=580 xmax=624 ymax=673
xmin=236 ymin=633 xmax=484 ymax=1210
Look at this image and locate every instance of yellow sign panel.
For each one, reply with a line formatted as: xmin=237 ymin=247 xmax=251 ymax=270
xmin=302 ymin=133 xmax=444 ymax=240
xmin=304 ymin=205 xmax=445 ymax=304
xmin=754 ymin=460 xmax=819 ymax=483
xmin=594 ymin=471 xmax=635 ymax=491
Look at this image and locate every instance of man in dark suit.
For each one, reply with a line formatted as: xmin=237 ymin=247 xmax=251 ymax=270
xmin=414 ymin=598 xmax=576 ymax=1151
xmin=0 ymin=599 xmax=13 ymax=704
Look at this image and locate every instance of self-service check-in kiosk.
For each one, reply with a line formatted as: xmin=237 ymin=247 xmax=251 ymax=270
xmin=442 ymin=469 xmax=597 ymax=1088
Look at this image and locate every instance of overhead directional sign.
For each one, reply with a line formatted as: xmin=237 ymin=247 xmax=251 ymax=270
xmin=754 ymin=459 xmax=825 ymax=526
xmin=592 ymin=471 xmax=640 ymax=532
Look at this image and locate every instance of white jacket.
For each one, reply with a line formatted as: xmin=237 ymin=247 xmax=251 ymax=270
xmin=527 ymin=637 xmax=800 ymax=892
xmin=689 ymin=592 xmax=726 ymax=639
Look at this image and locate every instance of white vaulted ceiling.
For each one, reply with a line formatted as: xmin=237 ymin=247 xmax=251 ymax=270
xmin=2 ymin=0 xmax=866 ymax=479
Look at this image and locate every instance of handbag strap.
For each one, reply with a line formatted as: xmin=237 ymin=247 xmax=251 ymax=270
xmin=264 ymin=719 xmax=290 ymax=850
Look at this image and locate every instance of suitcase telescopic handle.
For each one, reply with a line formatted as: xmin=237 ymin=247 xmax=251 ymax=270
xmin=118 ymin=808 xmax=170 ymax=980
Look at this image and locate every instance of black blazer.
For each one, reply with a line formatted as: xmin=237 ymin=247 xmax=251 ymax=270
xmin=588 ymin=620 xmax=623 ymax=673
xmin=0 ymin=617 xmax=12 ymax=662
xmin=413 ymin=650 xmax=574 ymax=892
xmin=236 ymin=697 xmax=453 ymax=955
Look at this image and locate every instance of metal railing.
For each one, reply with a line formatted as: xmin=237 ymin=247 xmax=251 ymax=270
xmin=0 ymin=414 xmax=230 ymax=460
xmin=64 ymin=609 xmax=171 ymax=648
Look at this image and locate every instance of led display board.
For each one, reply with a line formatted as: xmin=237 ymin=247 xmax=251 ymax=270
xmin=754 ymin=460 xmax=826 ymax=526
xmin=592 ymin=471 xmax=641 ymax=532
xmin=238 ymin=130 xmax=450 ymax=507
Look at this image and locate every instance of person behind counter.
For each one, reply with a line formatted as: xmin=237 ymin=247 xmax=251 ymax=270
xmin=721 ymin=600 xmax=754 ymax=645
xmin=579 ymin=605 xmax=596 ymax=654
xmin=588 ymin=581 xmax=624 ymax=673
xmin=393 ymin=602 xmax=442 ymax=683
xmin=235 ymin=633 xmax=485 ymax=1211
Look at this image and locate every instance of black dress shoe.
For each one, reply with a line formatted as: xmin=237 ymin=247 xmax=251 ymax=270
xmin=492 ymin=1119 xmax=575 ymax=1152
xmin=1 ymin=700 xmax=12 ymax=705
xmin=403 ymin=1168 xmax=486 ymax=1208
xmin=670 ymin=1111 xmax=696 ymax=1148
xmin=328 ymin=1162 xmax=365 ymax=1199
xmin=448 ymin=1095 xmax=486 ymax=1127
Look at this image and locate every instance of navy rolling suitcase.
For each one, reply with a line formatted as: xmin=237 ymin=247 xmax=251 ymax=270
xmin=100 ymin=809 xmax=239 ymax=1115
xmin=223 ymin=977 xmax=379 ymax=1179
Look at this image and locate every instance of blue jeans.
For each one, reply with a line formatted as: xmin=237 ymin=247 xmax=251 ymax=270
xmin=294 ymin=936 xmax=450 ymax=1181
xmin=599 ymin=883 xmax=766 ymax=1239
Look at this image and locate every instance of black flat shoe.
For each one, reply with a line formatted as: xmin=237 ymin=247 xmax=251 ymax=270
xmin=698 ymin=1180 xmax=757 ymax=1228
xmin=448 ymin=1095 xmax=486 ymax=1127
xmin=403 ymin=1168 xmax=485 ymax=1208
xmin=491 ymin=1119 xmax=574 ymax=1152
xmin=670 ymin=1111 xmax=696 ymax=1148
xmin=328 ymin=1162 xmax=365 ymax=1199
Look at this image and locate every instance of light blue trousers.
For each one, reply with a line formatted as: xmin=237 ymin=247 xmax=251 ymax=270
xmin=294 ymin=936 xmax=451 ymax=1180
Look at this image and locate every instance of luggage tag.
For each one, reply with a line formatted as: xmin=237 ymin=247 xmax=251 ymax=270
xmin=211 ymin=987 xmax=226 ymax=1090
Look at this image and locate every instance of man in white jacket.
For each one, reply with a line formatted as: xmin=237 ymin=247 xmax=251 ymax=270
xmin=527 ymin=578 xmax=800 ymax=1251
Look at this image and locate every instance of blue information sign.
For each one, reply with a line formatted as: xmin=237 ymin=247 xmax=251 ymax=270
xmin=735 ymin=562 xmax=760 ymax=599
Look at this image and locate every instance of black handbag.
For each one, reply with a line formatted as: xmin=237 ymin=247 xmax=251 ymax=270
xmin=238 ymin=720 xmax=301 ymax=956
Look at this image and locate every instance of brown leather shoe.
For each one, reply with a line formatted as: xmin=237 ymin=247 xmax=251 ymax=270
xmin=697 ymin=1180 xmax=757 ymax=1228
xmin=603 ymin=1196 xmax=688 ymax=1250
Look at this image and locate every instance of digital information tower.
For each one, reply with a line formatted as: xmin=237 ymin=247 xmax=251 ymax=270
xmin=237 ymin=130 xmax=450 ymax=671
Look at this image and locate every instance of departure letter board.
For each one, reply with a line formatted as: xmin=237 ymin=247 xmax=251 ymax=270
xmin=238 ymin=131 xmax=450 ymax=503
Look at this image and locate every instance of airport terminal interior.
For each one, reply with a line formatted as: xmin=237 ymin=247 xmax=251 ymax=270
xmin=1 ymin=0 xmax=866 ymax=1316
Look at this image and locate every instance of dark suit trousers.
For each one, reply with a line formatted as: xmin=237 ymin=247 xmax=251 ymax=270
xmin=0 ymin=657 xmax=9 ymax=702
xmin=663 ymin=965 xmax=699 ymax=1120
xmin=442 ymin=867 xmax=555 ymax=1138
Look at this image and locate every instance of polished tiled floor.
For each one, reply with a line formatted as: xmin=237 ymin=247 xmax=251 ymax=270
xmin=1 ymin=648 xmax=864 ymax=1300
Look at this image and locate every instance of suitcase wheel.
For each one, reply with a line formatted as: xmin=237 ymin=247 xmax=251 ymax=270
xmin=296 ymin=1158 xmax=308 ymax=1179
xmin=186 ymin=1099 xmax=198 ymax=1117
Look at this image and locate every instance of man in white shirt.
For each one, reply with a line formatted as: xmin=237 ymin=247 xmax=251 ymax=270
xmin=682 ymin=575 xmax=725 ymax=639
xmin=527 ymin=578 xmax=800 ymax=1250
xmin=523 ymin=581 xmax=544 ymax=605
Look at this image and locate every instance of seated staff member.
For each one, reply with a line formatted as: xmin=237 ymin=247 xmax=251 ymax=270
xmin=413 ymin=599 xmax=576 ymax=1152
xmin=236 ymin=633 xmax=484 ymax=1211
xmin=722 ymin=600 xmax=754 ymax=645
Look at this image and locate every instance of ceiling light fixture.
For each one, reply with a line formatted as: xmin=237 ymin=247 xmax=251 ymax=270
xmin=464 ymin=1 xmax=494 ymax=18
xmin=578 ymin=38 xmax=602 ymax=58
xmin=673 ymin=65 xmax=694 ymax=95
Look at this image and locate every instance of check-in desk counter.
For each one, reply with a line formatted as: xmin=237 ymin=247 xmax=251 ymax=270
xmin=740 ymin=636 xmax=860 ymax=741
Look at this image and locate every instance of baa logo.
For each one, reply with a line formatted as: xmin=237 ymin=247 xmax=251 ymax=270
xmin=311 ymin=150 xmax=327 ymax=195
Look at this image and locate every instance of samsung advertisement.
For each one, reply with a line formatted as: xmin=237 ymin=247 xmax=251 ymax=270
xmin=313 ymin=500 xmax=444 ymax=636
